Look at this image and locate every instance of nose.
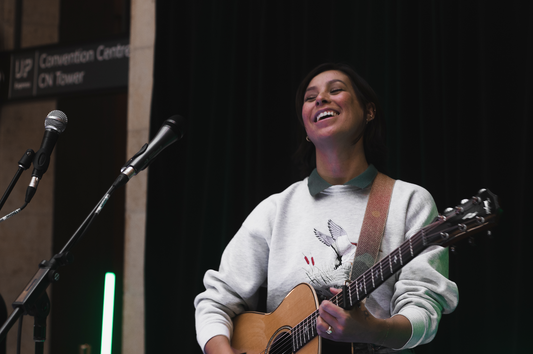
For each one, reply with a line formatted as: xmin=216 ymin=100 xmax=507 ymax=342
xmin=315 ymin=93 xmax=329 ymax=106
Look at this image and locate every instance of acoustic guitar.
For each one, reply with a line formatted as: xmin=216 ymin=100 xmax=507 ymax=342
xmin=231 ymin=189 xmax=501 ymax=354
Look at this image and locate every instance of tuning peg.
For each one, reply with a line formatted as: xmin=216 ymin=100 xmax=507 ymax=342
xmin=444 ymin=207 xmax=453 ymax=213
xmin=461 ymin=199 xmax=469 ymax=205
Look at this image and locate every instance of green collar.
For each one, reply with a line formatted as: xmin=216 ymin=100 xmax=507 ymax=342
xmin=307 ymin=164 xmax=378 ymax=196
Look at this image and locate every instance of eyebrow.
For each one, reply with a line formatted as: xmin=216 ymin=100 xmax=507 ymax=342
xmin=305 ymin=79 xmax=347 ymax=92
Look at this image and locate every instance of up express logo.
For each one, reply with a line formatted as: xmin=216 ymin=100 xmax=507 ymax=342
xmin=15 ymin=58 xmax=33 ymax=79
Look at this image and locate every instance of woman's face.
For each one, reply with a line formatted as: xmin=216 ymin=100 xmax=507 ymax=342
xmin=302 ymin=70 xmax=370 ymax=150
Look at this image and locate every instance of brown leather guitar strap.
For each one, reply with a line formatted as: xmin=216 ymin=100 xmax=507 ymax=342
xmin=348 ymin=172 xmax=396 ymax=282
xmin=345 ymin=172 xmax=395 ymax=354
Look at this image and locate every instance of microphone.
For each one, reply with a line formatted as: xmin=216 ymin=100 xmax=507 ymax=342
xmin=113 ymin=115 xmax=186 ymax=188
xmin=25 ymin=110 xmax=68 ymax=203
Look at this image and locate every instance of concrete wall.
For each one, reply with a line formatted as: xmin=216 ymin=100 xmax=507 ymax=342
xmin=122 ymin=0 xmax=155 ymax=352
xmin=1 ymin=0 xmax=154 ymax=352
xmin=0 ymin=0 xmax=59 ymax=353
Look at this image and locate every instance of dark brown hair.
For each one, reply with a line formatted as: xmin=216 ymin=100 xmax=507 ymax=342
xmin=294 ymin=63 xmax=387 ymax=176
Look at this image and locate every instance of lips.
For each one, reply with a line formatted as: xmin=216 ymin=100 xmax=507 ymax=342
xmin=314 ymin=110 xmax=339 ymax=122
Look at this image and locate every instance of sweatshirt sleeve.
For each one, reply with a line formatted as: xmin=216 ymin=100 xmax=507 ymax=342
xmin=391 ymin=185 xmax=459 ymax=349
xmin=194 ymin=200 xmax=273 ymax=353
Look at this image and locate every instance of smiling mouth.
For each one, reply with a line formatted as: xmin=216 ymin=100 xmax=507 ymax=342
xmin=315 ymin=110 xmax=339 ymax=122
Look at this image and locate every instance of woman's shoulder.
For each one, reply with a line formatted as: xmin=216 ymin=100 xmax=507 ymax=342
xmin=244 ymin=178 xmax=310 ymax=222
xmin=393 ymin=179 xmax=434 ymax=202
xmin=255 ymin=177 xmax=309 ymax=203
xmin=390 ymin=179 xmax=437 ymax=221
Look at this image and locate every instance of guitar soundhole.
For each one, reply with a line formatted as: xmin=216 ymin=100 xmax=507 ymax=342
xmin=266 ymin=327 xmax=293 ymax=354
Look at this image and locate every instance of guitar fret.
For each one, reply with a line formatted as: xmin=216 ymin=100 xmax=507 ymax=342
xmin=348 ymin=285 xmax=353 ymax=307
xmin=409 ymin=237 xmax=414 ymax=257
xmin=296 ymin=323 xmax=300 ymax=350
xmin=303 ymin=321 xmax=307 ymax=345
xmin=312 ymin=313 xmax=318 ymax=340
xmin=355 ymin=280 xmax=360 ymax=300
xmin=371 ymin=267 xmax=375 ymax=288
xmin=399 ymin=245 xmax=403 ymax=265
xmin=389 ymin=255 xmax=393 ymax=273
xmin=301 ymin=321 xmax=305 ymax=347
xmin=292 ymin=324 xmax=297 ymax=352
xmin=303 ymin=321 xmax=307 ymax=344
xmin=363 ymin=276 xmax=367 ymax=294
xmin=380 ymin=262 xmax=384 ymax=281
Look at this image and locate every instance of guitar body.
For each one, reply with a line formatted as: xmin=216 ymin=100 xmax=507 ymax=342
xmin=232 ymin=283 xmax=321 ymax=354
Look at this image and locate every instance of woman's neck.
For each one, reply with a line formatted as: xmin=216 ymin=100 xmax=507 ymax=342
xmin=315 ymin=141 xmax=368 ymax=185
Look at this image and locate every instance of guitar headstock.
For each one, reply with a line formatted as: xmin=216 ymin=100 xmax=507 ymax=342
xmin=424 ymin=189 xmax=501 ymax=248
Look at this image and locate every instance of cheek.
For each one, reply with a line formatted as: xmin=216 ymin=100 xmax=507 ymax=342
xmin=301 ymin=106 xmax=312 ymax=125
xmin=302 ymin=117 xmax=311 ymax=133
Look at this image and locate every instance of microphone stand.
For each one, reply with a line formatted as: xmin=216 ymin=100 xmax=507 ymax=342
xmin=0 ymin=149 xmax=34 ymax=212
xmin=0 ymin=177 xmax=123 ymax=354
xmin=0 ymin=149 xmax=34 ymax=354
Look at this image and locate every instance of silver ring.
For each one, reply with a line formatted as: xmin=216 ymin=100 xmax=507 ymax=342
xmin=326 ymin=325 xmax=333 ymax=335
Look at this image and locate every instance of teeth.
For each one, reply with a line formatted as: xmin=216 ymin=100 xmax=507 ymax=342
xmin=316 ymin=111 xmax=338 ymax=122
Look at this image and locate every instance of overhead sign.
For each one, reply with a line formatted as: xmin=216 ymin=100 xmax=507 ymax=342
xmin=6 ymin=37 xmax=129 ymax=99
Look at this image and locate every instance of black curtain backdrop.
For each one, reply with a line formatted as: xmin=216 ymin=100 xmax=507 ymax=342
xmin=146 ymin=1 xmax=531 ymax=353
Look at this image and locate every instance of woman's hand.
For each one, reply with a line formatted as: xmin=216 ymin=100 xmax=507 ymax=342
xmin=316 ymin=287 xmax=412 ymax=349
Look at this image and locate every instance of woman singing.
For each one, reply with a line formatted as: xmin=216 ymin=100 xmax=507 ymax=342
xmin=195 ymin=63 xmax=458 ymax=354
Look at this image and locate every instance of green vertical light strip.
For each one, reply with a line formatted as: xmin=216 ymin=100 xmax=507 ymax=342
xmin=101 ymin=272 xmax=116 ymax=354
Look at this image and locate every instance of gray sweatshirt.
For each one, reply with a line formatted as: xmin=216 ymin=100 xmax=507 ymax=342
xmin=195 ymin=167 xmax=459 ymax=351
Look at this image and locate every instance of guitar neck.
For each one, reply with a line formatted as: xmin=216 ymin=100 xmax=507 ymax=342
xmin=345 ymin=227 xmax=432 ymax=305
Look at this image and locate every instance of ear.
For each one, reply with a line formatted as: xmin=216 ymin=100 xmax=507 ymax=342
xmin=366 ymin=103 xmax=376 ymax=122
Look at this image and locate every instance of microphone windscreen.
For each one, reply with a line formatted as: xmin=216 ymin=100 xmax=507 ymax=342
xmin=45 ymin=110 xmax=68 ymax=133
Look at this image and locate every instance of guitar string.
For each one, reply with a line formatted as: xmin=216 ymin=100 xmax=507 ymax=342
xmin=269 ymin=332 xmax=293 ymax=354
xmin=263 ymin=219 xmax=476 ymax=351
